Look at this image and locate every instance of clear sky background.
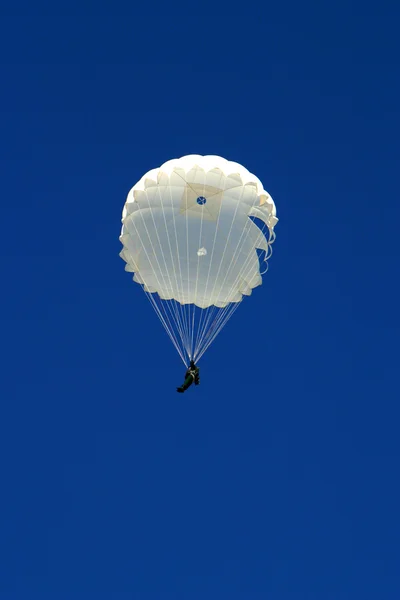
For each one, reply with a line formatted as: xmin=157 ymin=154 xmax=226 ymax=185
xmin=1 ymin=1 xmax=400 ymax=599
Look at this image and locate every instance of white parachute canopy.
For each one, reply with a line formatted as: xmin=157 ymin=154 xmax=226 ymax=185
xmin=120 ymin=155 xmax=278 ymax=365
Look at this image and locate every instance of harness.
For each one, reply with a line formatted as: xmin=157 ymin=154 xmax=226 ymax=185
xmin=188 ymin=368 xmax=197 ymax=380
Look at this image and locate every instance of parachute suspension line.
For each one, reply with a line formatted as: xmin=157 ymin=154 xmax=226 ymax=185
xmin=141 ymin=188 xmax=188 ymax=361
xmin=194 ymin=206 xmax=275 ymax=361
xmin=139 ymin=200 xmax=193 ymax=365
xmin=124 ymin=216 xmax=187 ymax=365
xmin=196 ymin=224 xmax=270 ymax=361
xmin=190 ymin=171 xmax=208 ymax=358
xmin=166 ymin=168 xmax=198 ymax=362
xmin=165 ymin=170 xmax=260 ymax=363
xmin=193 ymin=178 xmax=246 ymax=359
xmin=155 ymin=183 xmax=190 ymax=358
xmin=209 ymin=219 xmax=274 ymax=345
xmin=165 ymin=171 xmax=194 ymax=360
xmin=145 ymin=296 xmax=187 ymax=366
xmin=186 ymin=182 xmax=192 ymax=361
xmin=133 ymin=269 xmax=186 ymax=366
xmin=201 ymin=216 xmax=273 ymax=349
xmin=193 ymin=182 xmax=248 ymax=360
xmin=196 ymin=301 xmax=242 ymax=363
xmin=193 ymin=168 xmax=226 ymax=360
xmin=173 ymin=186 xmax=191 ymax=360
xmin=169 ymin=168 xmax=209 ymax=363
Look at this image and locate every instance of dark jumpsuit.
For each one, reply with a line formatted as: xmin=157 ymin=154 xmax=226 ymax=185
xmin=177 ymin=362 xmax=200 ymax=393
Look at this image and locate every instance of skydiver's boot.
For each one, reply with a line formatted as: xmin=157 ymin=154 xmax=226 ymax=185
xmin=177 ymin=387 xmax=184 ymax=393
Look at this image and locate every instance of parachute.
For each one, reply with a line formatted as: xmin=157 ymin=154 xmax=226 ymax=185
xmin=119 ymin=155 xmax=278 ymax=365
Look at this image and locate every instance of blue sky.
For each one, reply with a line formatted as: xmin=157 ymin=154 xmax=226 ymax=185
xmin=1 ymin=1 xmax=400 ymax=599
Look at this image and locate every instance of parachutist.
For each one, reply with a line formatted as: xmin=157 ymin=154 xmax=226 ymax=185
xmin=177 ymin=360 xmax=200 ymax=393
